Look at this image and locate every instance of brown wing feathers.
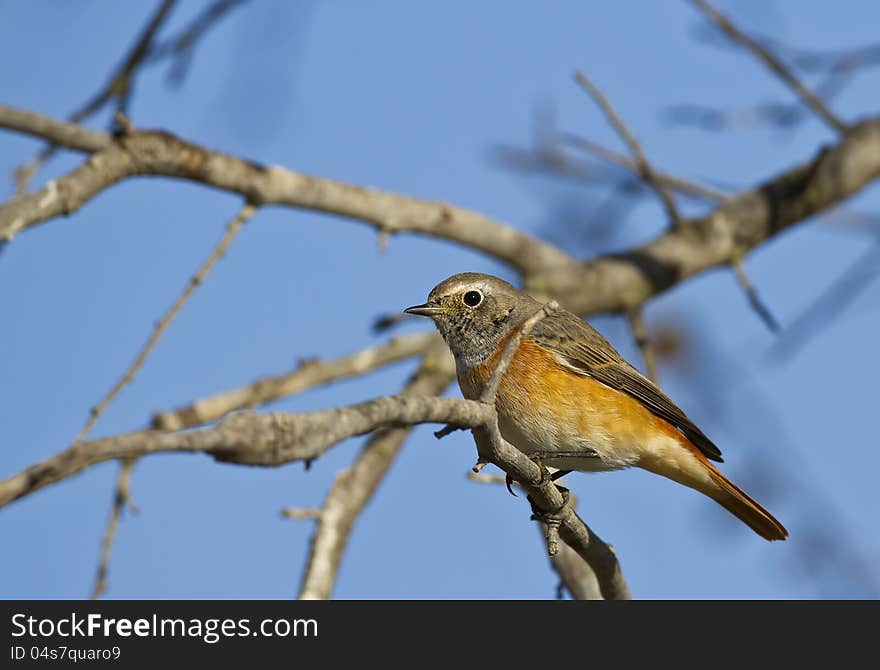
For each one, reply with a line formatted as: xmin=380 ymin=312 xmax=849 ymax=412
xmin=531 ymin=312 xmax=724 ymax=463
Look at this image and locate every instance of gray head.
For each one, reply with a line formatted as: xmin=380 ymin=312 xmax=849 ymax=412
xmin=405 ymin=272 xmax=540 ymax=369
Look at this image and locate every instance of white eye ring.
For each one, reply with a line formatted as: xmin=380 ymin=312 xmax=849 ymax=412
xmin=463 ymin=290 xmax=483 ymax=307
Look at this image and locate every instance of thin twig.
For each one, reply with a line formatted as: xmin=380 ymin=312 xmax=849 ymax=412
xmin=627 ymin=308 xmax=659 ymax=382
xmin=471 ymin=458 xmax=489 ymax=473
xmin=538 ymin=496 xmax=602 ymax=599
xmin=688 ymin=0 xmax=847 ymax=134
xmin=574 ymin=70 xmax=685 ymax=228
xmin=152 ymin=331 xmax=439 ymax=430
xmin=0 ymin=105 xmax=110 ymax=154
xmin=90 ymin=458 xmax=138 ymax=599
xmin=732 ymin=259 xmax=780 ymax=332
xmin=467 ymin=472 xmax=508 ymax=485
xmin=297 ymin=344 xmax=455 ymax=600
xmin=83 ymin=202 xmax=254 ymax=598
xmin=13 ymin=0 xmax=177 ymax=194
xmin=560 ymin=133 xmax=729 ymax=201
xmin=522 ymin=117 xmax=880 ymax=316
xmin=71 ymin=202 xmax=256 ymax=446
xmin=72 ymin=0 xmax=177 ymax=123
xmin=149 ymin=0 xmax=249 ymax=85
xmin=433 ymin=424 xmax=463 ymax=439
xmin=281 ymin=507 xmax=322 ymax=521
xmin=493 ymin=141 xmax=728 ymax=203
xmin=537 ymin=508 xmax=562 ymax=556
xmin=768 ymin=239 xmax=880 ymax=362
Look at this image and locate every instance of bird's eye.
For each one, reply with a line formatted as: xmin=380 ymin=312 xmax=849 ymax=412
xmin=463 ymin=290 xmax=483 ymax=307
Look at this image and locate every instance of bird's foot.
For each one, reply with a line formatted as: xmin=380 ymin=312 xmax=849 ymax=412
xmin=527 ymin=449 xmax=596 ymax=484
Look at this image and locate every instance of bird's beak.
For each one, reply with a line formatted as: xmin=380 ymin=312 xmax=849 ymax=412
xmin=404 ymin=303 xmax=443 ymax=318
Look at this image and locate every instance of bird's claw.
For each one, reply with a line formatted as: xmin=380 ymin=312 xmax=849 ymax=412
xmin=504 ymin=472 xmax=517 ymax=497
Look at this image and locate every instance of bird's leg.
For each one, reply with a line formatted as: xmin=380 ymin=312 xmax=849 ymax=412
xmin=505 ymin=449 xmax=597 ymax=496
xmin=528 ymin=449 xmax=598 ymax=484
xmin=528 ymin=449 xmax=599 ymax=461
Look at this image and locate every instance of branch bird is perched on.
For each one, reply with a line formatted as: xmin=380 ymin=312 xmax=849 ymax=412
xmin=406 ymin=272 xmax=788 ymax=541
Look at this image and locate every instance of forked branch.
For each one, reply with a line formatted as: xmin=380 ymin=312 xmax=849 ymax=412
xmin=689 ymin=0 xmax=847 ymax=133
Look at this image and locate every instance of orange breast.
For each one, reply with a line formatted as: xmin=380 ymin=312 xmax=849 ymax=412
xmin=459 ymin=338 xmax=690 ymax=467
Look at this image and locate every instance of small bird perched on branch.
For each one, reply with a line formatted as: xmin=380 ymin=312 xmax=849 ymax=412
xmin=406 ymin=272 xmax=787 ymax=541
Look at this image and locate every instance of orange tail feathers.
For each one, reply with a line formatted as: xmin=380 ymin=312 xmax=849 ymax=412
xmin=705 ymin=464 xmax=788 ymax=541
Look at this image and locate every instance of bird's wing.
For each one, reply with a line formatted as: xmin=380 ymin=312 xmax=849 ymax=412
xmin=530 ymin=311 xmax=723 ymax=462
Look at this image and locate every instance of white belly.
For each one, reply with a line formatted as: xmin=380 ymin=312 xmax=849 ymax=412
xmin=496 ymin=410 xmax=641 ymax=473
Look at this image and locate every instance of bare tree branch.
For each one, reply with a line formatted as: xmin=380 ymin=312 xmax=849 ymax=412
xmin=70 ymin=201 xmax=254 ymax=599
xmin=11 ymin=1 xmax=250 ymax=192
xmin=298 ymin=342 xmax=455 ymax=600
xmin=0 ymin=396 xmax=493 ymax=509
xmin=542 ymin=518 xmax=603 ymax=600
xmin=731 ymin=258 xmax=780 ymax=332
xmin=90 ymin=459 xmax=138 ymax=599
xmin=0 ymin=388 xmax=630 ymax=598
xmin=574 ymin=71 xmax=684 ymax=227
xmin=688 ymin=0 xmax=847 ymax=134
xmin=152 ymin=331 xmax=441 ymax=431
xmin=12 ymin=0 xmax=178 ymax=194
xmin=0 ymin=108 xmax=627 ymax=597
xmin=72 ymin=202 xmax=256 ymax=445
xmin=668 ymin=30 xmax=880 ymax=134
xmin=71 ymin=0 xmax=177 ymax=122
xmin=768 ymin=238 xmax=880 ymax=362
xmin=468 ymin=419 xmax=630 ymax=599
xmin=281 ymin=507 xmax=322 ymax=520
xmin=627 ymin=308 xmax=659 ymax=382
xmin=674 ymin=24 xmax=878 ymax=133
xmin=560 ymin=133 xmax=730 ymax=201
xmin=5 ymin=0 xmax=876 ymax=605
xmin=468 ymin=473 xmax=602 ymax=599
xmin=4 ymin=105 xmax=879 ymax=319
xmin=492 ymin=134 xmax=729 ymax=203
xmin=1 ymin=384 xmax=630 ymax=597
xmin=149 ymin=0 xmax=250 ymax=85
xmin=0 ymin=105 xmax=112 ymax=155
xmin=2 ymin=100 xmax=878 ymax=599
xmin=0 ymin=106 xmax=577 ymax=274
xmin=526 ymin=118 xmax=880 ymax=314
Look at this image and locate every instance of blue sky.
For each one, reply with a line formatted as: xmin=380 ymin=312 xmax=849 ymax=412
xmin=1 ymin=1 xmax=878 ymax=599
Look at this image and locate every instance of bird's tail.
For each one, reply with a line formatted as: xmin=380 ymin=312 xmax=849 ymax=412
xmin=640 ymin=437 xmax=788 ymax=541
xmin=703 ymin=463 xmax=788 ymax=541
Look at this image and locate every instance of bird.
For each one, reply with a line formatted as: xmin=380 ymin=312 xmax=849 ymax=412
xmin=405 ymin=272 xmax=787 ymax=541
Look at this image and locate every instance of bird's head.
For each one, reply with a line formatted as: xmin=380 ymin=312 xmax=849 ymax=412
xmin=405 ymin=272 xmax=538 ymax=368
